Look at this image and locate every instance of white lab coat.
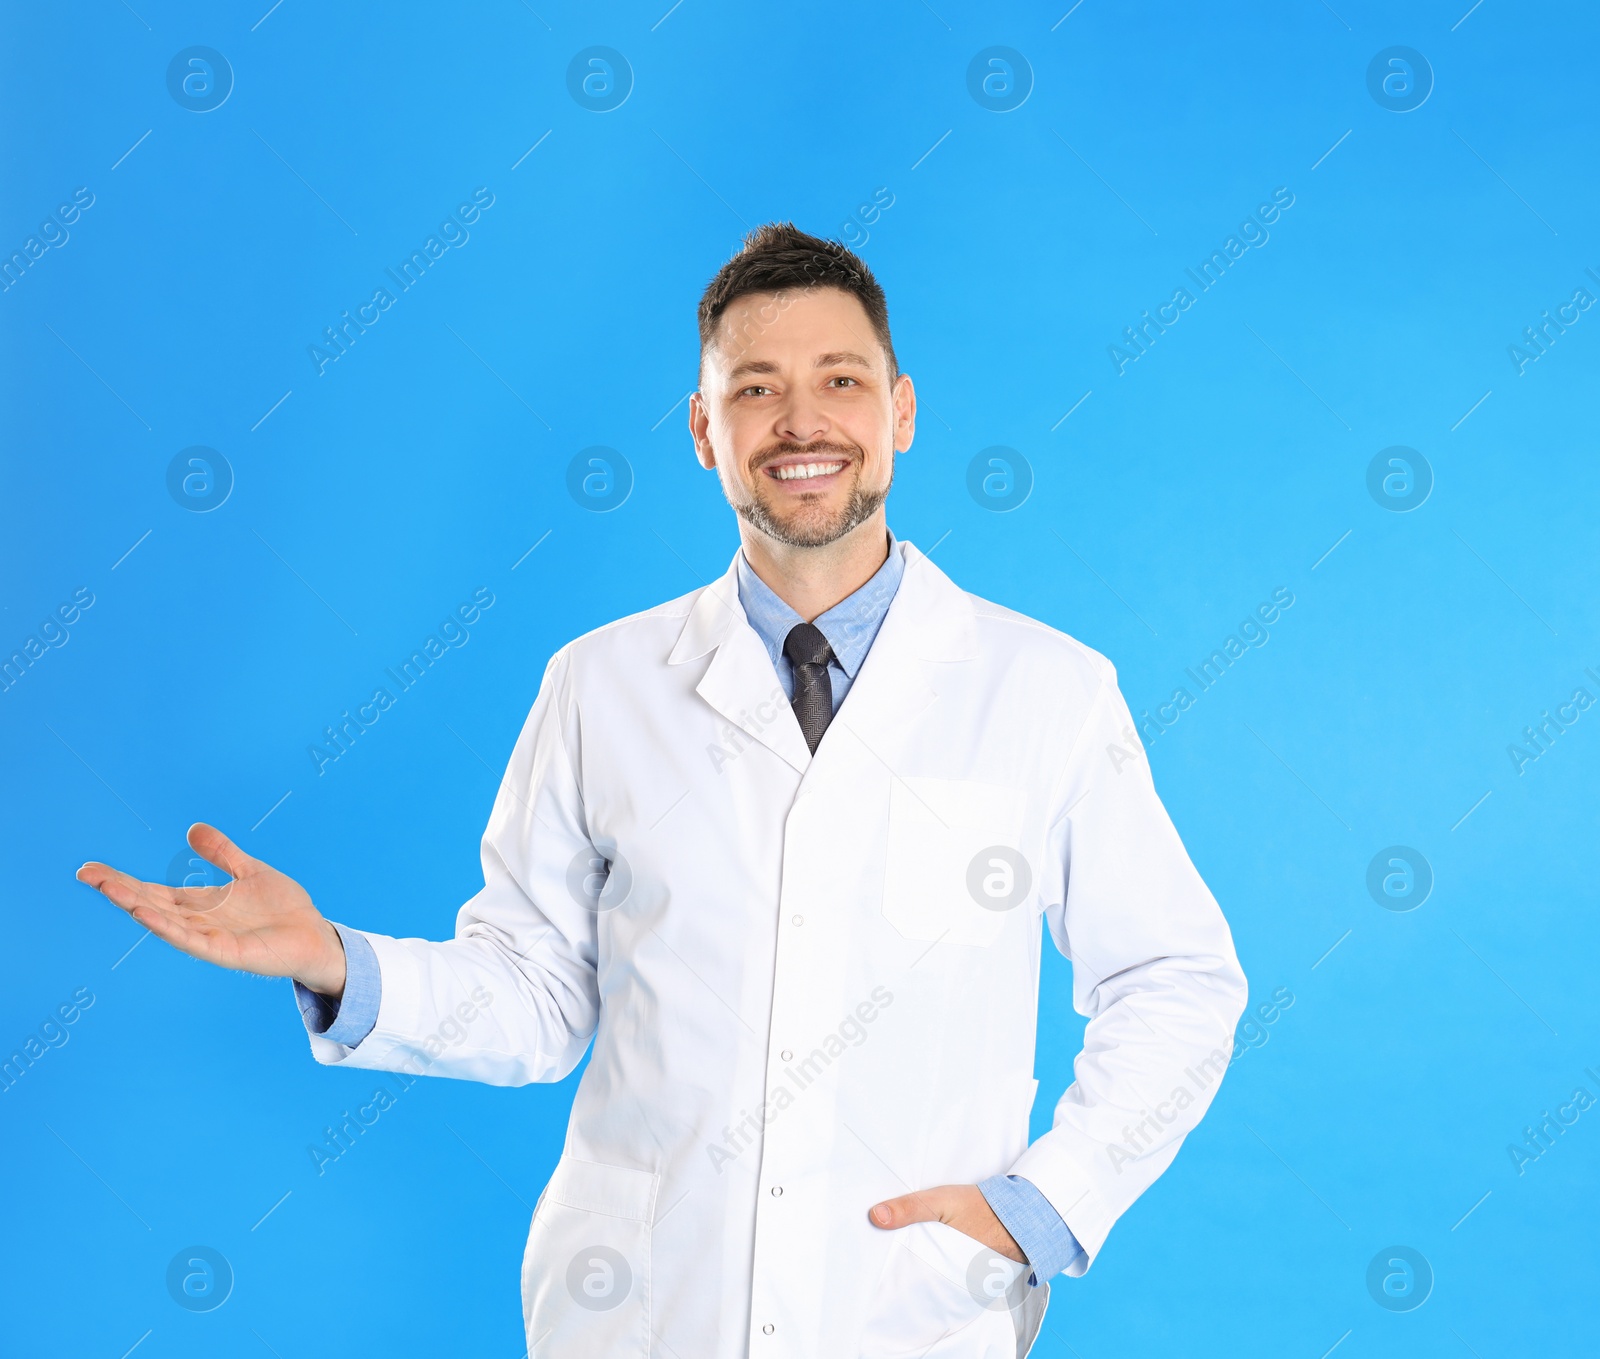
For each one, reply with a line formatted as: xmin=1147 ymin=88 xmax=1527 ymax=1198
xmin=308 ymin=541 xmax=1246 ymax=1357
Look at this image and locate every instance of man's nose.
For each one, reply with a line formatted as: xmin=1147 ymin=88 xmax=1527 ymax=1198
xmin=775 ymin=390 xmax=829 ymax=445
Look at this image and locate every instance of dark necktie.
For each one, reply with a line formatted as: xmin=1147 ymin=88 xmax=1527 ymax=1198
xmin=783 ymin=622 xmax=835 ymax=755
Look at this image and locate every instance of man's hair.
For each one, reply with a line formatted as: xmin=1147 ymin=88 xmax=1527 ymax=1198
xmin=697 ymin=222 xmax=899 ymax=380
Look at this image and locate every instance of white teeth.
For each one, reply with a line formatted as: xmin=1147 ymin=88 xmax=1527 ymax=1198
xmin=772 ymin=461 xmax=845 ymax=481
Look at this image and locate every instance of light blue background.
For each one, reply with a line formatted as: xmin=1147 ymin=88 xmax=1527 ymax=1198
xmin=3 ymin=2 xmax=1596 ymax=1355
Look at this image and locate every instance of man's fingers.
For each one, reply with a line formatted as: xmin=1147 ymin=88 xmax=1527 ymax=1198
xmin=76 ymin=861 xmax=118 ymax=891
xmin=78 ymin=865 xmax=227 ymax=960
xmin=75 ymin=851 xmax=267 ymax=973
xmin=92 ymin=875 xmax=185 ymax=939
xmin=78 ymin=863 xmax=175 ymax=915
xmin=869 ymin=1187 xmax=951 ymax=1229
xmin=78 ymin=854 xmax=235 ymax=919
xmin=128 ymin=898 xmax=211 ymax=957
xmin=187 ymin=822 xmax=254 ymax=879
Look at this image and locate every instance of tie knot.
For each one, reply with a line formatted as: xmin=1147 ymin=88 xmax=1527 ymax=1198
xmin=783 ymin=622 xmax=834 ymax=670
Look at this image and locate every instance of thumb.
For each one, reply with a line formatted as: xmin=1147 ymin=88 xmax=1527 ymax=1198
xmin=187 ymin=823 xmax=256 ymax=879
xmin=869 ymin=1188 xmax=945 ymax=1230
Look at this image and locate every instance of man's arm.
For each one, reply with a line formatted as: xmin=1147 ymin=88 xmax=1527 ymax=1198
xmin=77 ymin=650 xmax=606 ymax=1088
xmin=869 ymin=668 xmax=1246 ymax=1279
xmin=1007 ymin=670 xmax=1248 ymax=1272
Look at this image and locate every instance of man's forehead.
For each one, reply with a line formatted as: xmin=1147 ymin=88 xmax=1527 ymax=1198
xmin=707 ymin=288 xmax=884 ymax=374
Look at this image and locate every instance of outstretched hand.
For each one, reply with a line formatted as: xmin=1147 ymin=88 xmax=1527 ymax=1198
xmin=76 ymin=823 xmax=348 ymax=998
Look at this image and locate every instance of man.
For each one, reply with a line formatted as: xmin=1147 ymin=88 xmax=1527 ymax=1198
xmin=78 ymin=223 xmax=1246 ymax=1357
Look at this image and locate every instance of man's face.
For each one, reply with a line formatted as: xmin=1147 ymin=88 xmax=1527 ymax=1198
xmin=690 ymin=287 xmax=915 ymax=549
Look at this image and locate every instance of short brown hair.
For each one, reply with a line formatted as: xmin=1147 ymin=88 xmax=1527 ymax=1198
xmin=697 ymin=222 xmax=898 ymax=380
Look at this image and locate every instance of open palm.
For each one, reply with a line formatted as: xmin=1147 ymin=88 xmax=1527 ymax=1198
xmin=77 ymin=823 xmax=347 ymax=996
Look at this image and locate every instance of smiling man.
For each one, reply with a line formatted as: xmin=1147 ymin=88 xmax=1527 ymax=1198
xmin=77 ymin=223 xmax=1246 ymax=1357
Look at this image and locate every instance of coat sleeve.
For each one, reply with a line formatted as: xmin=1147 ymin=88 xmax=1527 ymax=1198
xmin=303 ymin=650 xmax=602 ymax=1086
xmin=1008 ymin=666 xmax=1248 ymax=1273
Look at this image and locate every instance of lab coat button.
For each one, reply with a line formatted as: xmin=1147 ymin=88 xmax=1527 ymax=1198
xmin=770 ymin=1185 xmax=783 ymax=1196
xmin=791 ymin=914 xmax=803 ymax=925
xmin=780 ymin=1048 xmax=793 ymax=1061
xmin=762 ymin=1323 xmax=775 ymax=1335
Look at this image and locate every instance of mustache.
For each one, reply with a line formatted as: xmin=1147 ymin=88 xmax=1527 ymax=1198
xmin=751 ymin=440 xmax=861 ymax=471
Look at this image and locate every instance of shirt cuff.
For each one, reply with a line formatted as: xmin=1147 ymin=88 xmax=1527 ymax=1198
xmin=978 ymin=1173 xmax=1088 ymax=1286
xmin=291 ymin=922 xmax=381 ymax=1048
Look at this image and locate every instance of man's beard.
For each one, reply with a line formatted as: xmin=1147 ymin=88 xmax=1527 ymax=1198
xmin=729 ymin=444 xmax=892 ymax=549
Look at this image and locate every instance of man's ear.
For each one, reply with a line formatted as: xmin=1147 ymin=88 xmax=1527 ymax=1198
xmin=688 ymin=391 xmax=716 ymax=469
xmin=891 ymin=373 xmax=917 ymax=454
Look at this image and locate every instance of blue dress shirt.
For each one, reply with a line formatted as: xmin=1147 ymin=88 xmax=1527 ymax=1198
xmin=294 ymin=528 xmax=1086 ymax=1283
xmin=733 ymin=532 xmax=904 ymax=711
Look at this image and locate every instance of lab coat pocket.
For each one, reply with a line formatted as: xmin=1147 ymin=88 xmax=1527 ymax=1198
xmin=859 ymin=1220 xmax=1027 ymax=1358
xmin=521 ymin=1156 xmax=657 ymax=1355
xmin=883 ymin=777 xmax=1029 ymax=947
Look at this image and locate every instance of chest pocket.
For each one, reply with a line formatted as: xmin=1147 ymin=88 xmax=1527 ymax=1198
xmin=882 ymin=777 xmax=1030 ymax=948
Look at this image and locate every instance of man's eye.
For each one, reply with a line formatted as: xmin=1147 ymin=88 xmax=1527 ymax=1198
xmin=827 ymin=376 xmax=859 ymax=388
xmin=740 ymin=385 xmax=771 ymax=398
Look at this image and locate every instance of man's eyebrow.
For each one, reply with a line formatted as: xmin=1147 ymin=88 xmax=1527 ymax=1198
xmin=814 ymin=351 xmax=875 ymax=369
xmin=726 ymin=358 xmax=779 ymax=381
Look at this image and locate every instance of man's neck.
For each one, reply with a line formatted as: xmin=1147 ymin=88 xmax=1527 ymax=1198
xmin=738 ymin=515 xmax=891 ymax=623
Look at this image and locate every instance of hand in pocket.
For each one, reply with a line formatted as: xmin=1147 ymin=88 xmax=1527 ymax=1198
xmin=859 ymin=1194 xmax=1029 ymax=1358
xmin=868 ymin=1183 xmax=1025 ymax=1262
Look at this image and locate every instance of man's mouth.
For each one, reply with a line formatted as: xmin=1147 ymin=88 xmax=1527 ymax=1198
xmin=768 ymin=460 xmax=847 ymax=482
xmin=736 ymin=446 xmax=883 ymax=546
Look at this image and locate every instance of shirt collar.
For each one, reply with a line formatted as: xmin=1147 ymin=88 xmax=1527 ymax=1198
xmin=736 ymin=529 xmax=906 ymax=679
